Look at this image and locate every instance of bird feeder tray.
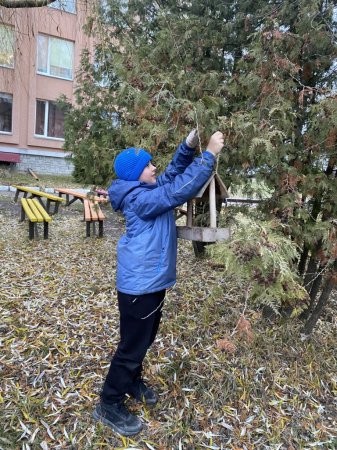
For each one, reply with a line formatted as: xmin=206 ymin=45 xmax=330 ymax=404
xmin=177 ymin=172 xmax=231 ymax=242
xmin=177 ymin=225 xmax=231 ymax=242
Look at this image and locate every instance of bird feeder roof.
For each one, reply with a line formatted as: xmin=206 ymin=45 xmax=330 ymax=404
xmin=194 ymin=172 xmax=229 ymax=199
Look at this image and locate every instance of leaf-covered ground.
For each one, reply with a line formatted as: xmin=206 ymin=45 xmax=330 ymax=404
xmin=0 ymin=189 xmax=336 ymax=450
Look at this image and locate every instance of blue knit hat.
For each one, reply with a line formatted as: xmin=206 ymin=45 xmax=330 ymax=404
xmin=114 ymin=147 xmax=152 ymax=181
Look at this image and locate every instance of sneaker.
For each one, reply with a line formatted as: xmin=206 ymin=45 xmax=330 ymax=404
xmin=127 ymin=379 xmax=158 ymax=406
xmin=93 ymin=400 xmax=143 ymax=436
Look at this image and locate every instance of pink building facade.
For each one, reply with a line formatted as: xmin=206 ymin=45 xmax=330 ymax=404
xmin=0 ymin=1 xmax=94 ymax=175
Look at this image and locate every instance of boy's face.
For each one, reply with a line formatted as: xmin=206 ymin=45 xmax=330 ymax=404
xmin=139 ymin=161 xmax=157 ymax=184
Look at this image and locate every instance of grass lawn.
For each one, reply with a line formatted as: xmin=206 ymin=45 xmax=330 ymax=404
xmin=0 ymin=183 xmax=336 ymax=449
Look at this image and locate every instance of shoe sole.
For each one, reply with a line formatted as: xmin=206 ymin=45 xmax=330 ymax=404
xmin=92 ymin=409 xmax=143 ymax=436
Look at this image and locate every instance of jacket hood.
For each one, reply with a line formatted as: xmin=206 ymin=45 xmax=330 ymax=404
xmin=108 ymin=179 xmax=145 ymax=211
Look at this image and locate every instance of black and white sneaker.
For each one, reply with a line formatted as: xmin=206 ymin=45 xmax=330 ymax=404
xmin=93 ymin=400 xmax=143 ymax=436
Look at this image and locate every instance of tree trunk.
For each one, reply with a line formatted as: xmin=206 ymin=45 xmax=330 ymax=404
xmin=302 ymin=258 xmax=337 ymax=334
xmin=309 ymin=272 xmax=323 ymax=302
xmin=302 ymin=275 xmax=335 ymax=335
xmin=303 ymin=257 xmax=318 ymax=292
xmin=300 ymin=271 xmax=323 ymax=320
xmin=298 ymin=245 xmax=309 ymax=276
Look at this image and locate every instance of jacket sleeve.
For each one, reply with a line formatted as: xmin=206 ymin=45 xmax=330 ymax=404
xmin=130 ymin=152 xmax=215 ymax=220
xmin=157 ymin=141 xmax=196 ymax=185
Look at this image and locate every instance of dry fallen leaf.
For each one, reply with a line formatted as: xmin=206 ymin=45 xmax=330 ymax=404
xmin=216 ymin=338 xmax=237 ymax=353
xmin=236 ymin=315 xmax=254 ymax=343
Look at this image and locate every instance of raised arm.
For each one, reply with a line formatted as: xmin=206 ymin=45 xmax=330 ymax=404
xmin=130 ymin=132 xmax=225 ymax=220
xmin=157 ymin=130 xmax=200 ymax=185
xmin=131 ymin=152 xmax=215 ymax=219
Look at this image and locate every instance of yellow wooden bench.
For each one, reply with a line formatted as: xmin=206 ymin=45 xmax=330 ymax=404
xmin=83 ymin=199 xmax=105 ymax=237
xmin=20 ymin=198 xmax=52 ymax=239
xmin=13 ymin=185 xmax=65 ymax=214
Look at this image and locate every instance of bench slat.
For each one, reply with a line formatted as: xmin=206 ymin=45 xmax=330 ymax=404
xmin=96 ymin=205 xmax=105 ymax=221
xmin=83 ymin=199 xmax=92 ymax=221
xmin=89 ymin=201 xmax=99 ymax=221
xmin=14 ymin=185 xmax=65 ymax=202
xmin=83 ymin=199 xmax=105 ymax=237
xmin=32 ymin=198 xmax=52 ymax=222
xmin=21 ymin=198 xmax=38 ymax=222
xmin=27 ymin=199 xmax=44 ymax=222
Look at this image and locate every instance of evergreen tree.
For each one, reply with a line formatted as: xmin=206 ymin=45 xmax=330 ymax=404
xmin=65 ymin=0 xmax=337 ymax=332
xmin=221 ymin=0 xmax=337 ymax=332
xmin=65 ymin=0 xmax=272 ymax=179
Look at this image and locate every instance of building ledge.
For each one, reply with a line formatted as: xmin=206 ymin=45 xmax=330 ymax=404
xmin=0 ymin=147 xmax=72 ymax=159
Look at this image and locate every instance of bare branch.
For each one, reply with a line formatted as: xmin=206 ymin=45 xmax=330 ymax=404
xmin=0 ymin=0 xmax=56 ymax=8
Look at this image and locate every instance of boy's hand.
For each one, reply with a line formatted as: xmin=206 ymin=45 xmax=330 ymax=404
xmin=206 ymin=131 xmax=224 ymax=156
xmin=185 ymin=129 xmax=199 ymax=148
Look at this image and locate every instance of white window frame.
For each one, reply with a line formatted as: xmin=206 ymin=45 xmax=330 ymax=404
xmin=0 ymin=24 xmax=15 ymax=69
xmin=0 ymin=92 xmax=13 ymax=134
xmin=35 ymin=100 xmax=65 ymax=141
xmin=37 ymin=34 xmax=74 ymax=81
xmin=48 ymin=0 xmax=76 ymax=14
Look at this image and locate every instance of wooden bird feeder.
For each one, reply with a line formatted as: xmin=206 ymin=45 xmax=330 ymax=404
xmin=177 ymin=172 xmax=231 ymax=242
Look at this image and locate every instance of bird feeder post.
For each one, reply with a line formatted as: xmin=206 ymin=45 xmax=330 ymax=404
xmin=187 ymin=200 xmax=193 ymax=227
xmin=209 ymin=177 xmax=216 ymax=228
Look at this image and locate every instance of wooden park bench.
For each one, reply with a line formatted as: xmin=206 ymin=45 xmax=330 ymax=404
xmin=55 ymin=188 xmax=108 ymax=206
xmin=20 ymin=198 xmax=52 ymax=239
xmin=83 ymin=199 xmax=105 ymax=237
xmin=13 ymin=185 xmax=65 ymax=215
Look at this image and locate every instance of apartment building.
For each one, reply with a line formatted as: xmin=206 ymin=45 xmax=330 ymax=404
xmin=0 ymin=0 xmax=94 ymax=175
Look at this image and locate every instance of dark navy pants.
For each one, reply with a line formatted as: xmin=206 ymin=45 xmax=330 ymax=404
xmin=101 ymin=289 xmax=166 ymax=403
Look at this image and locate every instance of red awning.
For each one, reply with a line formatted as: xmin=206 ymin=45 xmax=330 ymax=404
xmin=0 ymin=152 xmax=20 ymax=163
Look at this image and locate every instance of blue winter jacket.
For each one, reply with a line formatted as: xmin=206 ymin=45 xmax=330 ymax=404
xmin=108 ymin=141 xmax=216 ymax=295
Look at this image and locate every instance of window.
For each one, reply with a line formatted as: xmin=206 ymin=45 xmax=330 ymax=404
xmin=35 ymin=100 xmax=65 ymax=139
xmin=49 ymin=0 xmax=76 ymax=13
xmin=0 ymin=93 xmax=13 ymax=133
xmin=37 ymin=35 xmax=74 ymax=80
xmin=0 ymin=25 xmax=14 ymax=68
xmin=100 ymin=0 xmax=128 ymax=21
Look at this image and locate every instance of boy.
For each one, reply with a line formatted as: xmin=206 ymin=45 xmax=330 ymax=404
xmin=93 ymin=130 xmax=224 ymax=436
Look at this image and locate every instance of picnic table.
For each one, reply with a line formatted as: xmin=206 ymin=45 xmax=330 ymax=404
xmin=54 ymin=188 xmax=108 ymax=206
xmin=13 ymin=185 xmax=65 ymax=215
